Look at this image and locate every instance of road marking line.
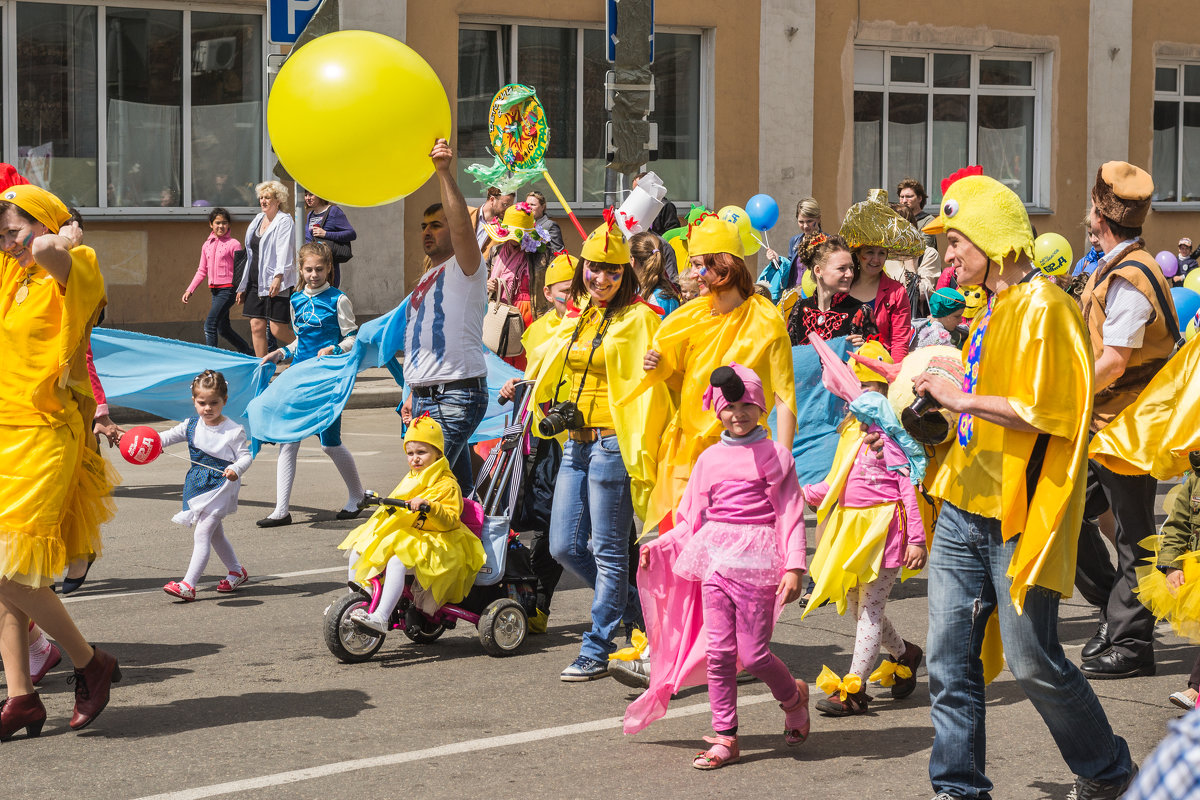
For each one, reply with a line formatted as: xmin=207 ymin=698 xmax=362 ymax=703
xmin=61 ymin=566 xmax=346 ymax=604
xmin=129 ymin=693 xmax=775 ymax=800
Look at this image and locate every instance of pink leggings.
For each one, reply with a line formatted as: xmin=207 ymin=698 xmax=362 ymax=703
xmin=704 ymin=571 xmax=800 ymax=732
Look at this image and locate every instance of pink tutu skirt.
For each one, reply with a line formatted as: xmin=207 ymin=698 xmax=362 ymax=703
xmin=673 ymin=520 xmax=781 ymax=586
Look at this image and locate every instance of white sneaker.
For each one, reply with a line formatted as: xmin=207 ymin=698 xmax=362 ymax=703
xmin=349 ymin=608 xmax=388 ymax=634
xmin=610 ymin=656 xmax=651 ymax=689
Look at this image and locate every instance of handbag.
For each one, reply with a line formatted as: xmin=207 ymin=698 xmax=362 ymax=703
xmin=482 ymin=283 xmax=526 ymax=358
xmin=318 ymin=237 xmax=353 ymax=264
xmin=231 ymin=248 xmax=247 ymax=289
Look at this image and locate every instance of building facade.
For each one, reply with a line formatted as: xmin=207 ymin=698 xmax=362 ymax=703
xmin=1 ymin=0 xmax=1197 ymax=331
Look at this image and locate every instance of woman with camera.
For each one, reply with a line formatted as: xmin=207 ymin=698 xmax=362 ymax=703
xmin=502 ymin=216 xmax=672 ymax=682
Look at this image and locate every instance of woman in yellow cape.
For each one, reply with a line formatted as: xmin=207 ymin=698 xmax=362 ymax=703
xmin=339 ymin=415 xmax=486 ymax=629
xmin=521 ymin=217 xmax=673 ymax=679
xmin=620 ymin=214 xmax=797 ymax=532
xmin=0 ymin=180 xmax=122 ymax=738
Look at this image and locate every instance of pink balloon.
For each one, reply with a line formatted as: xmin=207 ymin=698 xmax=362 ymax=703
xmin=1156 ymin=250 xmax=1179 ymax=278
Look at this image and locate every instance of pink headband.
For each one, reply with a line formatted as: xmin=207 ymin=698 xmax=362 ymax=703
xmin=703 ymin=362 xmax=767 ymax=417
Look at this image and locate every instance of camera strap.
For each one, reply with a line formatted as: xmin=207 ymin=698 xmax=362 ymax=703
xmin=551 ymin=306 xmax=612 ymax=411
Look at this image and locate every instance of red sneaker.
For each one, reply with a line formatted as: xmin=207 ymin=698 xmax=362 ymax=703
xmin=216 ymin=568 xmax=249 ymax=593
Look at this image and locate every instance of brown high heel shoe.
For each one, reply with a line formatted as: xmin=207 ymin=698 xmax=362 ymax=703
xmin=69 ymin=647 xmax=121 ymax=730
xmin=1 ymin=692 xmax=47 ymax=741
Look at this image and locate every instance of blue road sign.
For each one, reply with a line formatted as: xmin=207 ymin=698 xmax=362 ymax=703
xmin=606 ymin=0 xmax=655 ymax=64
xmin=268 ymin=0 xmax=321 ymax=45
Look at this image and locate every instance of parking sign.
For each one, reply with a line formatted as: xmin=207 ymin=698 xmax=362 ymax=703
xmin=268 ymin=0 xmax=321 ymax=45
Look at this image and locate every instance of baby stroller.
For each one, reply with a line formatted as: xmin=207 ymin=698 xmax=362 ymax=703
xmin=323 ymin=386 xmax=540 ymax=662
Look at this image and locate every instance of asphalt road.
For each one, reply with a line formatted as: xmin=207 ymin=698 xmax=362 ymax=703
xmin=2 ymin=407 xmax=1191 ymax=799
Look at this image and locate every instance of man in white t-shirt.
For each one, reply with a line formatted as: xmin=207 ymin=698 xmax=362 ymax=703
xmin=400 ymin=139 xmax=489 ymax=490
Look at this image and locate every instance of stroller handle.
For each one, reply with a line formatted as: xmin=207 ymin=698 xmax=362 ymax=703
xmin=358 ymin=491 xmax=430 ymax=514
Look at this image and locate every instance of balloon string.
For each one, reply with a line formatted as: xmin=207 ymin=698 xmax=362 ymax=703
xmin=541 ymin=170 xmax=587 ymax=240
xmin=161 ymin=450 xmax=227 ymax=474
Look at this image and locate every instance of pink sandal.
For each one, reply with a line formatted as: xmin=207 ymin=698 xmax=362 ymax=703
xmin=692 ymin=734 xmax=740 ymax=770
xmin=782 ymin=678 xmax=810 ymax=745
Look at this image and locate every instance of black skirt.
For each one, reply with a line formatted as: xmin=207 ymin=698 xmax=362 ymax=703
xmin=243 ymin=288 xmax=292 ymax=324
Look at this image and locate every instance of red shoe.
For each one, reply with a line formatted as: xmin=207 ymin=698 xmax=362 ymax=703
xmin=69 ymin=647 xmax=121 ymax=730
xmin=1 ymin=692 xmax=47 ymax=741
xmin=216 ymin=568 xmax=249 ymax=593
xmin=31 ymin=642 xmax=62 ymax=685
xmin=781 ymin=678 xmax=810 ymax=745
xmin=163 ymin=580 xmax=196 ymax=601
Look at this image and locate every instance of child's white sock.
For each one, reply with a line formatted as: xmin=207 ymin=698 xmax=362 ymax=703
xmin=373 ymin=556 xmax=408 ymax=622
xmin=322 ymin=444 xmax=364 ymax=512
xmin=270 ymin=442 xmax=301 ymax=518
xmin=347 ymin=548 xmax=361 ymax=584
xmin=184 ymin=514 xmax=221 ymax=587
xmin=28 ymin=630 xmax=51 ymax=659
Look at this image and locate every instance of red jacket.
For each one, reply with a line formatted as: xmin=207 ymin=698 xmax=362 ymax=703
xmin=873 ymin=274 xmax=913 ymax=360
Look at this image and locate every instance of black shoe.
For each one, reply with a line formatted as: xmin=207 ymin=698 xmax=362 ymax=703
xmin=60 ymin=557 xmax=95 ymax=595
xmin=1080 ymin=650 xmax=1155 ymax=680
xmin=256 ymin=513 xmax=293 ymax=528
xmin=1081 ymin=621 xmax=1111 ymax=661
xmin=335 ymin=507 xmax=365 ymax=520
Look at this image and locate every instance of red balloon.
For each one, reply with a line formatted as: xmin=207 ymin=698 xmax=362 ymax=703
xmin=119 ymin=426 xmax=163 ymax=465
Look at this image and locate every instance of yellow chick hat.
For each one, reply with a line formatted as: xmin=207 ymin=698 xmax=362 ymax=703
xmin=545 ymin=252 xmax=577 ymax=286
xmin=1 ymin=184 xmax=71 ymax=233
xmin=580 ymin=210 xmax=631 ymax=265
xmin=404 ymin=414 xmax=445 ymax=455
xmin=849 ymin=340 xmax=896 ymax=383
xmin=839 ymin=188 xmax=925 ymax=257
xmin=922 ymin=168 xmax=1034 ymax=267
xmin=686 ymin=212 xmax=744 ymax=259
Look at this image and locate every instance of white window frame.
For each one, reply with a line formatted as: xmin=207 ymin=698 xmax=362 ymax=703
xmin=0 ymin=0 xmax=269 ymax=218
xmin=853 ymin=46 xmax=1052 ymax=211
xmin=458 ymin=17 xmax=713 ymax=212
xmin=1151 ymin=61 xmax=1200 ymax=208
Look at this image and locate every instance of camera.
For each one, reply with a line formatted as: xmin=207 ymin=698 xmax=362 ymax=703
xmin=539 ymin=401 xmax=585 ymax=437
xmin=1190 ymin=451 xmax=1200 ymax=474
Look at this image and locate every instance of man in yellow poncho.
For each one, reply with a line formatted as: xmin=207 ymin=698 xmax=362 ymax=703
xmin=911 ymin=170 xmax=1135 ymax=799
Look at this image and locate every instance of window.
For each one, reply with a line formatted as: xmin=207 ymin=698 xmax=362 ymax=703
xmin=5 ymin=1 xmax=264 ymax=212
xmin=1152 ymin=63 xmax=1200 ymax=203
xmin=853 ymin=48 xmax=1047 ymax=208
xmin=457 ymin=21 xmax=706 ymax=209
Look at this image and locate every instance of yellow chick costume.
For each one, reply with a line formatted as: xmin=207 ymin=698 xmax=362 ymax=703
xmin=1 ymin=184 xmax=117 ymax=588
xmin=339 ymin=417 xmax=485 ymax=609
xmin=621 ymin=215 xmax=796 ymax=529
xmin=922 ymin=174 xmax=1094 ymax=680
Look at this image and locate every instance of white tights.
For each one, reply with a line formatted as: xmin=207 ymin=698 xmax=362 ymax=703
xmin=347 ymin=550 xmax=407 ymax=623
xmin=184 ymin=513 xmax=241 ymax=587
xmin=847 ymin=566 xmax=904 ymax=679
xmin=269 ymin=441 xmax=364 ymax=519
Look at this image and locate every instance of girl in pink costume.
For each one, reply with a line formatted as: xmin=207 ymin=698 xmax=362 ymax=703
xmin=630 ymin=363 xmax=809 ymax=770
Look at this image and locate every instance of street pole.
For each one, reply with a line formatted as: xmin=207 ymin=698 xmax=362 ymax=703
xmin=607 ymin=0 xmax=654 ymax=195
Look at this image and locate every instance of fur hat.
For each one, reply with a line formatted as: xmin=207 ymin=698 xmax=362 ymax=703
xmin=703 ymin=363 xmax=766 ymax=417
xmin=1091 ymin=161 xmax=1153 ymax=228
xmin=403 ymin=414 xmax=444 ymax=455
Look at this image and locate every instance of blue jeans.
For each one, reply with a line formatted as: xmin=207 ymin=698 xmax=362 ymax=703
xmin=927 ymin=502 xmax=1133 ymax=799
xmin=204 ymin=287 xmax=252 ymax=354
xmin=411 ymin=385 xmax=488 ymax=492
xmin=549 ymin=435 xmax=642 ymax=662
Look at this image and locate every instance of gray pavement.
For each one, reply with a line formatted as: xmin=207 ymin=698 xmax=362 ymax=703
xmin=4 ymin=406 xmax=1192 ymax=800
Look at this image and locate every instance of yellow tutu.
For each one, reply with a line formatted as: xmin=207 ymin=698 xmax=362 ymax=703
xmin=1134 ymin=536 xmax=1200 ymax=643
xmin=802 ymin=503 xmax=894 ymax=619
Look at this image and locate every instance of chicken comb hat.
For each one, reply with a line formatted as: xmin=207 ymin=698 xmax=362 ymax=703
xmin=0 ymin=163 xmax=30 ymax=192
xmin=687 ymin=212 xmax=745 ymax=259
xmin=403 ymin=414 xmax=445 ymax=455
xmin=922 ymin=168 xmax=1034 ymax=267
xmin=580 ymin=209 xmax=632 ymax=265
xmin=545 ymin=252 xmax=577 ymax=286
xmin=0 ymin=183 xmax=71 ymax=234
xmin=839 ymin=188 xmax=925 ymax=256
xmin=703 ymin=363 xmax=766 ymax=417
xmin=849 ymin=340 xmax=897 ymax=384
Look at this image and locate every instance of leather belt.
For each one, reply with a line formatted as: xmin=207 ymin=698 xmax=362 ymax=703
xmin=568 ymin=428 xmax=617 ymax=443
xmin=411 ymin=377 xmax=487 ymax=397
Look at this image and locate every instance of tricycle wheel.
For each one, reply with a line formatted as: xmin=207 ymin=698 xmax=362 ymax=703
xmin=402 ymin=606 xmax=446 ymax=643
xmin=323 ymin=592 xmax=385 ymax=663
xmin=478 ymin=598 xmax=527 ymax=657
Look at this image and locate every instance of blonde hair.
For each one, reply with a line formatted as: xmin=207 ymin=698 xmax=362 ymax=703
xmin=629 ymin=232 xmax=679 ymax=301
xmin=191 ymin=369 xmax=229 ymax=400
xmin=796 ymin=197 xmax=821 ymax=219
xmin=255 ymin=180 xmax=289 ymax=206
xmin=298 ymin=241 xmax=333 ymax=269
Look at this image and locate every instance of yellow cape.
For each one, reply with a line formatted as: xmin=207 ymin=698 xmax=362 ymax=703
xmin=1089 ymin=335 xmax=1200 ymax=480
xmin=523 ymin=299 xmax=671 ymax=520
xmin=619 ymin=293 xmax=796 ymax=528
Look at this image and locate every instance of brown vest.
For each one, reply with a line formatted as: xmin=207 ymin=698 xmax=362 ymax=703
xmin=1080 ymin=242 xmax=1178 ymax=427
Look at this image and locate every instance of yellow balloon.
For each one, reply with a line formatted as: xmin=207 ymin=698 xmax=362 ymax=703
xmin=669 ymin=236 xmax=689 ymax=271
xmin=717 ymin=205 xmax=762 ymax=256
xmin=1186 ymin=269 xmax=1200 ymax=295
xmin=1187 ymin=316 xmax=1199 ymax=342
xmin=801 ymin=267 xmax=816 ymax=299
xmin=1033 ymin=232 xmax=1073 ymax=276
xmin=267 ymin=31 xmax=450 ymax=207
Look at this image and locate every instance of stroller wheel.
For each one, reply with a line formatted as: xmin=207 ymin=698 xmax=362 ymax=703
xmin=323 ymin=592 xmax=386 ymax=663
xmin=478 ymin=598 xmax=528 ymax=657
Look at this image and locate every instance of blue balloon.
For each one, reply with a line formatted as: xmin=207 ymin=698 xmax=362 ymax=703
xmin=746 ymin=193 xmax=780 ymax=231
xmin=1171 ymin=287 xmax=1200 ymax=330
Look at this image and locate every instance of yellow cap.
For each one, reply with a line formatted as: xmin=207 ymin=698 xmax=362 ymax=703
xmin=545 ymin=253 xmax=577 ymax=286
xmin=580 ymin=217 xmax=631 ymax=265
xmin=0 ymin=183 xmax=71 ymax=233
xmin=687 ymin=213 xmax=744 ymax=259
xmin=403 ymin=414 xmax=445 ymax=455
xmin=483 ymin=202 xmax=537 ymax=243
xmin=850 ymin=340 xmax=894 ymax=383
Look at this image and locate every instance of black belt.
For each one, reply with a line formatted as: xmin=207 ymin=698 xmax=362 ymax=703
xmin=411 ymin=377 xmax=487 ymax=397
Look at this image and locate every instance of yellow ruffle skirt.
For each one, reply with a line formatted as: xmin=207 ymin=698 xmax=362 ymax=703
xmin=0 ymin=421 xmax=118 ymax=588
xmin=802 ymin=503 xmax=896 ymax=619
xmin=340 ymin=514 xmax=486 ymax=610
xmin=1136 ymin=553 xmax=1200 ymax=643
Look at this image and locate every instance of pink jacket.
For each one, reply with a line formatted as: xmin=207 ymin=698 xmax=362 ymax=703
xmin=624 ymin=432 xmax=806 ymax=734
xmin=187 ymin=233 xmax=243 ymax=293
xmin=872 ymin=274 xmax=912 ymax=361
